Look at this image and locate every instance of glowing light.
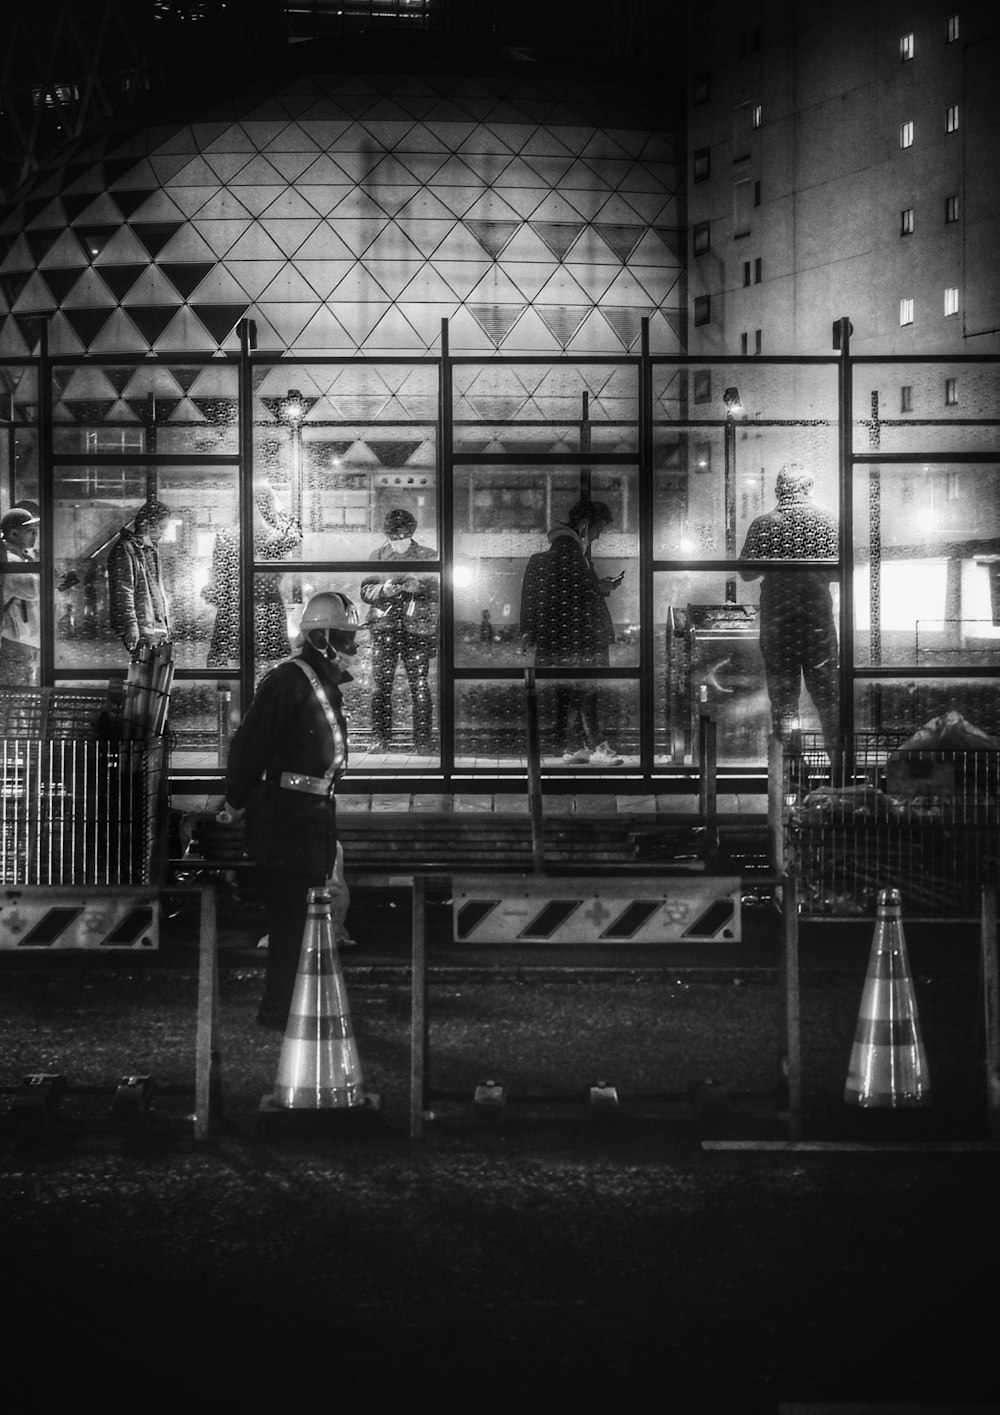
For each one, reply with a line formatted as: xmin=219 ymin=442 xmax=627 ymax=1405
xmin=679 ymin=537 xmax=696 ymax=554
xmin=452 ymin=566 xmax=473 ymax=588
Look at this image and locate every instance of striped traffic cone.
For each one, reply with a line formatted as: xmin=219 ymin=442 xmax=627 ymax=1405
xmin=259 ymin=887 xmax=378 ymax=1129
xmin=844 ymin=888 xmax=931 ymax=1110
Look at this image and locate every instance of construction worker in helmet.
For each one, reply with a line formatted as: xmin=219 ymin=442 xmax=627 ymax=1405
xmin=360 ymin=507 xmax=438 ymax=754
xmin=222 ymin=589 xmax=364 ymax=1030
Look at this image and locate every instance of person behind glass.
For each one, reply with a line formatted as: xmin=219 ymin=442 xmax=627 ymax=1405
xmin=0 ymin=506 xmax=41 ymax=686
xmin=361 ymin=508 xmax=438 ymax=753
xmin=107 ymin=498 xmax=171 ymax=656
xmin=221 ymin=591 xmax=362 ymax=1031
xmin=203 ymin=481 xmax=302 ymax=667
xmin=739 ymin=463 xmax=840 ymax=766
xmin=519 ymin=498 xmax=624 ymax=766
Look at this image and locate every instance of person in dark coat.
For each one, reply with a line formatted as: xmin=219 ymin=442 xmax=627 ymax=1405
xmin=519 ymin=498 xmax=624 ymax=765
xmin=202 ymin=481 xmax=302 ymax=667
xmin=107 ymin=498 xmax=171 ymax=656
xmin=222 ymin=590 xmax=363 ymax=1030
xmin=739 ymin=463 xmax=840 ymax=764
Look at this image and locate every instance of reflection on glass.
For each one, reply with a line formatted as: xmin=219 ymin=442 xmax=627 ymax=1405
xmin=853 ymin=464 xmax=1000 ymax=668
xmin=452 ymin=364 xmax=639 ymax=454
xmin=855 ymin=679 xmax=1000 ymax=739
xmin=168 ymin=679 xmax=242 ymax=769
xmin=454 ymin=679 xmax=639 ymax=766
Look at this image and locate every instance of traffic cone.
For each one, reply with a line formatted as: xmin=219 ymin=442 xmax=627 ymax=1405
xmin=259 ymin=887 xmax=378 ymax=1129
xmin=844 ymin=888 xmax=931 ymax=1110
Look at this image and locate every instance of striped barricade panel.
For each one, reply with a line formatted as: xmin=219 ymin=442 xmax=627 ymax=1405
xmin=0 ymin=887 xmax=160 ymax=950
xmin=453 ymin=876 xmax=741 ymax=944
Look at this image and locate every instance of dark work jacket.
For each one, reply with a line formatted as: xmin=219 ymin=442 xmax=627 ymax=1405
xmin=519 ymin=523 xmax=614 ymax=663
xmin=225 ymin=643 xmax=351 ymax=877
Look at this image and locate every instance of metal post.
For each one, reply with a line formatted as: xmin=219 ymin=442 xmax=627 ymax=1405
xmin=981 ymin=867 xmax=1000 ymax=1140
xmin=724 ymin=415 xmax=737 ymax=604
xmin=767 ymin=732 xmax=785 ymax=875
xmin=698 ymin=695 xmax=717 ymax=825
xmin=237 ymin=318 xmax=256 ymax=702
xmin=194 ymin=882 xmax=219 ymax=1141
xmin=781 ymin=871 xmax=802 ymax=1139
xmin=410 ymin=874 xmax=427 ymax=1139
xmin=524 ymin=668 xmax=546 ymax=875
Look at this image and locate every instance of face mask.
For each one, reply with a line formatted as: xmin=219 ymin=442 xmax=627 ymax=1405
xmin=389 ymin=537 xmax=413 ymax=555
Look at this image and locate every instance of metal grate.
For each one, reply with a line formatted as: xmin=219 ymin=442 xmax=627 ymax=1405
xmin=0 ymin=687 xmax=114 ymax=740
xmin=783 ymin=731 xmax=1000 ymax=917
xmin=0 ymin=737 xmax=167 ymax=886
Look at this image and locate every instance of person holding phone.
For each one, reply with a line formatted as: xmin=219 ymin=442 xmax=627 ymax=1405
xmin=519 ymin=498 xmax=624 ymax=765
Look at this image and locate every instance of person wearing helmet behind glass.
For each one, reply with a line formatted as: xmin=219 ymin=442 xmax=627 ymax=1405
xmin=221 ymin=590 xmax=364 ymax=1030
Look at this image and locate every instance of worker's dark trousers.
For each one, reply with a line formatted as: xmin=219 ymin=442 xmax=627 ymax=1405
xmin=257 ymin=863 xmax=327 ymax=1023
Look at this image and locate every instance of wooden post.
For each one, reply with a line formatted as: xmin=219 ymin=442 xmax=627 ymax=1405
xmin=410 ymin=874 xmax=428 ymax=1139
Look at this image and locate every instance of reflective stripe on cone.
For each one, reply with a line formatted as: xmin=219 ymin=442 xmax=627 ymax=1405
xmin=271 ymin=887 xmax=366 ymax=1110
xmin=844 ymin=888 xmax=931 ymax=1109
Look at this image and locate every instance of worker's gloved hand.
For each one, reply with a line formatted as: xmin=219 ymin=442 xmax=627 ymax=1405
xmin=217 ymin=803 xmax=245 ymax=825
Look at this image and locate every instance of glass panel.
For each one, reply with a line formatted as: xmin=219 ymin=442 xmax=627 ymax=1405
xmin=452 ymin=363 xmax=639 ymax=454
xmin=652 ymin=362 xmax=839 ymax=557
xmin=852 ymin=462 xmax=1000 ymax=667
xmin=454 ymin=466 xmax=639 ymax=669
xmin=454 ymin=678 xmax=640 ymax=768
xmin=53 ymin=464 xmax=238 ymax=671
xmin=851 ymin=362 xmax=1000 ymax=455
xmin=169 ymin=679 xmax=243 ymax=770
xmin=1 ymin=366 xmax=40 ymax=505
xmin=252 ymin=364 xmax=437 ymax=561
xmin=271 ymin=569 xmax=441 ymax=765
xmin=855 ymin=678 xmax=1000 ymax=738
xmin=0 ymin=562 xmax=41 ymax=687
xmin=655 ymin=571 xmax=772 ymax=767
xmin=51 ymin=363 xmax=239 ymax=455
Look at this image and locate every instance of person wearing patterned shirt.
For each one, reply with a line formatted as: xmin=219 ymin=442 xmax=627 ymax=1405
xmin=222 ymin=590 xmax=362 ymax=1030
xmin=739 ymin=464 xmax=840 ymax=764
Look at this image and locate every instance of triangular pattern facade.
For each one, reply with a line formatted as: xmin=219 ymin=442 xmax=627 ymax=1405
xmin=0 ymin=65 xmax=683 ymax=364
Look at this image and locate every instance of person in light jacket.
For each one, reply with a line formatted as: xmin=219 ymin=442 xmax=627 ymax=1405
xmin=107 ymin=498 xmax=171 ymax=656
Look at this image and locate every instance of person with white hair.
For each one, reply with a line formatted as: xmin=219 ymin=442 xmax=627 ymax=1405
xmin=222 ymin=590 xmax=364 ymax=1030
xmin=739 ymin=463 xmax=840 ymax=764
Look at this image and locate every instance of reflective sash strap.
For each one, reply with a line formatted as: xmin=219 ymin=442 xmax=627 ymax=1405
xmin=289 ymin=658 xmax=347 ymax=784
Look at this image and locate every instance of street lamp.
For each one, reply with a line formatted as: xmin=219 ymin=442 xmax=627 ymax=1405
xmin=723 ymin=386 xmax=743 ymax=602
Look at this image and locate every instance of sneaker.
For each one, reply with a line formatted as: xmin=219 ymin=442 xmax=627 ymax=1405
xmin=257 ymin=934 xmax=269 ymax=950
xmin=589 ymin=741 xmax=624 ymax=766
xmin=336 ymin=935 xmax=358 ymax=949
xmin=562 ymin=746 xmax=591 ymax=765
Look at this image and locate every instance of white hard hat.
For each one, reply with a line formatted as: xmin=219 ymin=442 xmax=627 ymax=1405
xmin=298 ymin=590 xmax=360 ymax=632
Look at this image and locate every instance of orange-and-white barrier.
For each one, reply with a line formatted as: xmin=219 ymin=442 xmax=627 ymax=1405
xmin=270 ymin=886 xmax=366 ymax=1110
xmin=844 ymin=888 xmax=931 ymax=1109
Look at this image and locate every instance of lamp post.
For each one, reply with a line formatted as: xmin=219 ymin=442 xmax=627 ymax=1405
xmin=723 ymin=386 xmax=742 ymax=603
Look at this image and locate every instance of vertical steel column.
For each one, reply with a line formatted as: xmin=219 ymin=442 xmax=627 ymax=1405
xmin=981 ymin=866 xmax=1000 ymax=1140
xmin=835 ymin=316 xmax=855 ymax=767
xmin=194 ymin=881 xmax=219 ymax=1142
xmin=38 ymin=318 xmax=54 ymax=686
xmin=237 ymin=319 xmax=256 ymax=709
xmin=410 ymin=873 xmax=427 ymax=1139
xmin=638 ymin=318 xmax=654 ymax=777
xmin=781 ymin=871 xmax=803 ymax=1140
xmin=525 ymin=668 xmax=546 ymax=874
xmin=438 ymin=319 xmax=454 ymax=774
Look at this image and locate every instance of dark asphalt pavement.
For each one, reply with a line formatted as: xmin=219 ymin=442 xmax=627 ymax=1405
xmin=1 ymin=895 xmax=997 ymax=1412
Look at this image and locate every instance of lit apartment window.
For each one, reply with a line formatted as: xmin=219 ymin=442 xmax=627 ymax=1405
xmin=900 ymin=297 xmax=914 ymax=326
xmin=743 ymin=260 xmax=751 ymax=286
xmin=946 ymin=15 xmax=959 ymax=42
xmin=693 ymin=222 xmax=711 ymax=254
xmin=901 ymin=385 xmax=913 ymax=412
xmin=945 ymin=377 xmax=958 ymax=406
xmin=752 ymin=104 xmax=762 ymax=128
xmin=740 ymin=331 xmax=749 ymax=355
xmin=900 ymin=121 xmax=914 ymax=148
xmin=945 ymin=194 xmax=959 ymax=222
xmin=900 ymin=33 xmax=914 ymax=60
xmin=754 ymin=257 xmax=762 ymax=283
xmin=901 ymin=207 xmax=914 ymax=235
xmin=946 ymin=105 xmax=959 ymax=132
xmin=693 ymin=147 xmax=711 ymax=181
xmin=947 ymin=471 xmax=961 ymax=499
xmin=693 ymin=73 xmax=711 ymax=104
xmin=694 ymin=370 xmax=712 ymax=404
xmin=694 ymin=295 xmax=711 ymax=326
xmin=944 ymin=286 xmax=959 ymax=316
xmin=754 ymin=329 xmax=762 ymax=354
